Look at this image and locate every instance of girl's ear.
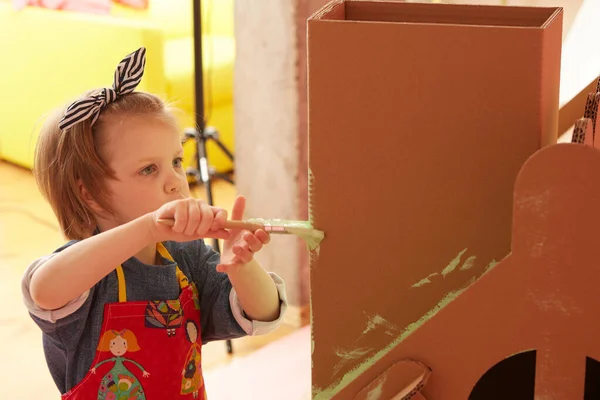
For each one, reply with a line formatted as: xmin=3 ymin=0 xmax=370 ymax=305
xmin=78 ymin=180 xmax=105 ymax=215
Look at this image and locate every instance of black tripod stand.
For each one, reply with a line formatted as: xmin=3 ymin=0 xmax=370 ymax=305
xmin=184 ymin=0 xmax=236 ymax=354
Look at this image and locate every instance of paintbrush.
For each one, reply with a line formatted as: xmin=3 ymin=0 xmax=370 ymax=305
xmin=156 ymin=217 xmax=325 ymax=251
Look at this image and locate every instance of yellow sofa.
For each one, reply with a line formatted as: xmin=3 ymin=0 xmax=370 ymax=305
xmin=0 ymin=0 xmax=234 ymax=173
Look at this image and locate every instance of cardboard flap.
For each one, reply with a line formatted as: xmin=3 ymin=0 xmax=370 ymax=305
xmin=354 ymin=360 xmax=431 ymax=400
xmin=583 ymin=93 xmax=600 ymax=134
xmin=311 ymin=0 xmax=561 ymax=28
xmin=570 ymin=118 xmax=594 ymax=146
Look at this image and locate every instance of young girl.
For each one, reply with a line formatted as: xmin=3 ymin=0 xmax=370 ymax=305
xmin=21 ymin=47 xmax=287 ymax=399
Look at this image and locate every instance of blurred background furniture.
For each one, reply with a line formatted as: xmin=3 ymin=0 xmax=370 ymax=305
xmin=0 ymin=0 xmax=235 ymax=173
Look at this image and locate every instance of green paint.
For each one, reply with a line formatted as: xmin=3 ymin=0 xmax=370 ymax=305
xmin=313 ymin=258 xmax=502 ymax=400
xmin=336 ymin=347 xmax=374 ymax=360
xmin=333 ymin=315 xmax=397 ymax=375
xmin=311 ymin=246 xmax=502 ymax=399
xmin=412 ymin=248 xmax=471 ymax=287
xmin=247 ymin=217 xmax=324 ymax=251
xmin=313 ymin=285 xmax=471 ymax=400
xmin=485 ymin=259 xmax=498 ymax=271
xmin=411 ymin=273 xmax=436 ymax=288
xmin=366 ymin=374 xmax=387 ymax=400
xmin=459 ymin=255 xmax=477 ymax=271
xmin=441 ymin=248 xmax=467 ymax=277
xmin=362 ymin=314 xmax=396 ymax=335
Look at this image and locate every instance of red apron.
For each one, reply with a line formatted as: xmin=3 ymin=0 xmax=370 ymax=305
xmin=62 ymin=243 xmax=207 ymax=400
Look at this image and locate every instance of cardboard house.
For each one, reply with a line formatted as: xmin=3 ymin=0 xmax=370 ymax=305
xmin=331 ymin=137 xmax=600 ymax=399
xmin=307 ymin=1 xmax=563 ymax=398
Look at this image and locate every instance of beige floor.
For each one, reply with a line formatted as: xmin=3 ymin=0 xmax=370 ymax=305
xmin=0 ymin=161 xmax=297 ymax=399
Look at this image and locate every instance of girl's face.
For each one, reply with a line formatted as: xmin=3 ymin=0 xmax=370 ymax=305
xmin=109 ymin=335 xmax=128 ymax=356
xmin=96 ymin=115 xmax=191 ymax=229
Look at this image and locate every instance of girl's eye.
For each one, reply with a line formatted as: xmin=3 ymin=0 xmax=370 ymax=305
xmin=173 ymin=157 xmax=184 ymax=168
xmin=140 ymin=165 xmax=157 ymax=175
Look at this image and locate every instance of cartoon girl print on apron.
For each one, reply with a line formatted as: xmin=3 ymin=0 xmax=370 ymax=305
xmin=181 ymin=320 xmax=203 ymax=398
xmin=61 ymin=243 xmax=207 ymax=400
xmin=93 ymin=329 xmax=149 ymax=399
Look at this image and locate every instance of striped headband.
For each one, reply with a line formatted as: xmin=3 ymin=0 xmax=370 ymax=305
xmin=58 ymin=47 xmax=147 ymax=131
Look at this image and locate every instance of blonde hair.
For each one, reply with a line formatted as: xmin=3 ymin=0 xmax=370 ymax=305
xmin=97 ymin=329 xmax=141 ymax=352
xmin=34 ymin=91 xmax=177 ymax=240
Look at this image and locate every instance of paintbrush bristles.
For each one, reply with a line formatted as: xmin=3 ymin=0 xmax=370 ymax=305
xmin=285 ymin=226 xmax=325 ymax=251
xmin=248 ymin=218 xmax=325 ymax=251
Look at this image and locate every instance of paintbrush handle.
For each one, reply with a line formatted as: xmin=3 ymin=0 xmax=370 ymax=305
xmin=156 ymin=218 xmax=265 ymax=231
xmin=223 ymin=220 xmax=266 ymax=231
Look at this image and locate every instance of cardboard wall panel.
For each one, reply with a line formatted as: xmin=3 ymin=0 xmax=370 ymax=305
xmin=307 ymin=1 xmax=563 ymax=397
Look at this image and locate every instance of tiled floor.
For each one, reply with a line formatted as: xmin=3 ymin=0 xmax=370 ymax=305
xmin=0 ymin=161 xmax=308 ymax=399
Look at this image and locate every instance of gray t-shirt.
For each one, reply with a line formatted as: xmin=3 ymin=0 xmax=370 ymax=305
xmin=23 ymin=239 xmax=287 ymax=395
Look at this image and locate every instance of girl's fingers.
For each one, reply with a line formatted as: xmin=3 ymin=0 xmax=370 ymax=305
xmin=216 ymin=260 xmax=243 ymax=273
xmin=212 ymin=208 xmax=228 ymax=230
xmin=196 ymin=201 xmax=214 ymax=235
xmin=216 ymin=263 xmax=231 ymax=273
xmin=233 ymin=244 xmax=253 ymax=264
xmin=230 ymin=195 xmax=246 ymax=221
xmin=172 ymin=201 xmax=188 ymax=233
xmin=255 ymin=229 xmax=270 ymax=244
xmin=184 ymin=200 xmax=201 ymax=236
xmin=243 ymin=232 xmax=262 ymax=253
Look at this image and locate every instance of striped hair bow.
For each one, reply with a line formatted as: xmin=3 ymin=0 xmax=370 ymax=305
xmin=58 ymin=47 xmax=147 ymax=131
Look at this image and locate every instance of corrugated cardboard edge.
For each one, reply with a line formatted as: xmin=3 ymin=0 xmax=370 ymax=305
xmin=541 ymin=7 xmax=564 ymax=29
xmin=570 ymin=118 xmax=594 ymax=145
xmin=309 ymin=0 xmax=563 ymax=29
xmin=309 ymin=0 xmax=344 ymax=21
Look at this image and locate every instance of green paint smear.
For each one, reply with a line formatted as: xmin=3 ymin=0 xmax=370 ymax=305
xmin=486 ymin=259 xmax=498 ymax=270
xmin=362 ymin=314 xmax=395 ymax=335
xmin=442 ymin=248 xmax=467 ymax=276
xmin=335 ymin=347 xmax=374 ymax=360
xmin=411 ymin=248 xmax=470 ymax=288
xmin=460 ymin=255 xmax=477 ymax=271
xmin=366 ymin=374 xmax=387 ymax=400
xmin=412 ymin=273 xmax=435 ymax=288
xmin=313 ymin=258 xmax=501 ymax=399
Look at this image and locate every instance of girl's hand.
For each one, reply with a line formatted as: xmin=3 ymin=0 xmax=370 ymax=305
xmin=217 ymin=196 xmax=270 ymax=273
xmin=148 ymin=198 xmax=230 ymax=243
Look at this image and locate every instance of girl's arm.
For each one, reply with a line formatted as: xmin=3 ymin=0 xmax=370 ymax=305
xmin=29 ymin=198 xmax=229 ymax=312
xmin=213 ymin=196 xmax=283 ymax=323
xmin=227 ymin=259 xmax=281 ymax=322
xmin=29 ymin=216 xmax=154 ymax=311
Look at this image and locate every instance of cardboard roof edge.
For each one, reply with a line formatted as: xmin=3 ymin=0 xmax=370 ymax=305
xmin=308 ymin=0 xmax=563 ymax=31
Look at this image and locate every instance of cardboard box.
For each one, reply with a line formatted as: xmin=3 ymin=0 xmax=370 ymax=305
xmin=307 ymin=1 xmax=562 ymax=398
